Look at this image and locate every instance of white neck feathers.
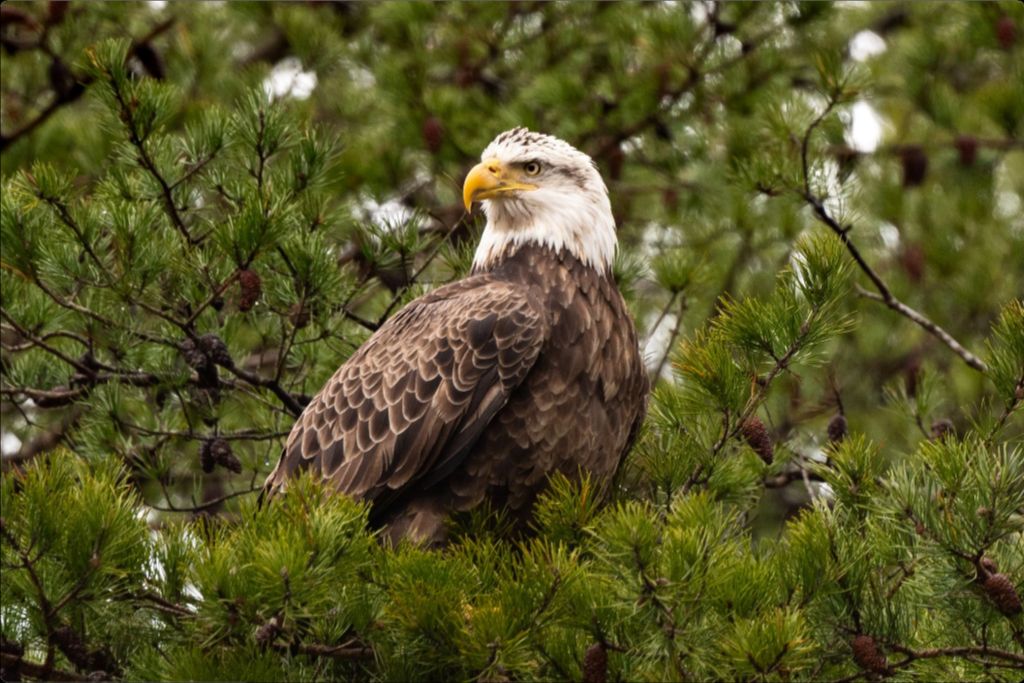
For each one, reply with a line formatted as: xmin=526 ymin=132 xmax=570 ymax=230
xmin=472 ymin=189 xmax=617 ymax=272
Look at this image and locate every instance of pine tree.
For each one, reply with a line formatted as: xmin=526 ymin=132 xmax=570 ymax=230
xmin=2 ymin=2 xmax=1022 ymax=681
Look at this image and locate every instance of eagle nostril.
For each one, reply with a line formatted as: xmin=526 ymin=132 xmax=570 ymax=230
xmin=487 ymin=162 xmax=501 ymax=175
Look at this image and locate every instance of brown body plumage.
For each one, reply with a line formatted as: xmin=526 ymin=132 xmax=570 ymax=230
xmin=263 ymin=128 xmax=648 ymax=544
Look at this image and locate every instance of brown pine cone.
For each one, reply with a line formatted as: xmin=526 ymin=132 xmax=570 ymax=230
xmin=741 ymin=416 xmax=774 ymax=464
xmin=237 ymin=269 xmax=262 ymax=312
xmin=209 ymin=438 xmax=241 ymax=474
xmin=900 ymin=146 xmax=928 ymax=187
xmin=422 ymin=116 xmax=444 ymax=154
xmin=582 ymin=642 xmax=608 ymax=683
xmin=255 ymin=614 xmax=283 ymax=646
xmin=827 ymin=414 xmax=848 ymax=444
xmin=199 ymin=334 xmax=233 ymax=368
xmin=199 ymin=439 xmax=216 ymax=473
xmin=850 ymin=634 xmax=888 ymax=674
xmin=288 ymin=302 xmax=310 ymax=329
xmin=996 ymin=15 xmax=1017 ymax=50
xmin=930 ymin=419 xmax=954 ymax=441
xmin=180 ymin=337 xmax=206 ymax=370
xmin=954 ymin=136 xmax=977 ymax=167
xmin=982 ymin=573 xmax=1022 ymax=616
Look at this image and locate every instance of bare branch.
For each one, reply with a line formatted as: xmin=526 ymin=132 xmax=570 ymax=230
xmin=797 ymin=116 xmax=988 ymax=373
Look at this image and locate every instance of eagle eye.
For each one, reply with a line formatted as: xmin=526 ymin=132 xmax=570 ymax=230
xmin=523 ymin=161 xmax=542 ymax=176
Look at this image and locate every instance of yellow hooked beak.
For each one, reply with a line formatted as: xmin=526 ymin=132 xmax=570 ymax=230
xmin=462 ymin=158 xmax=538 ymax=211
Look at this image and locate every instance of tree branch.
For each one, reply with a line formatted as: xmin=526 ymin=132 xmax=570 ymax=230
xmin=888 ymin=643 xmax=1024 ymax=669
xmin=0 ymin=18 xmax=176 ymax=153
xmin=146 ymin=485 xmax=261 ymax=513
xmin=798 ymin=151 xmax=987 ymax=373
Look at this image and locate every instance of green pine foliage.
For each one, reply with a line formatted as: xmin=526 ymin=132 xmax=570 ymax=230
xmin=2 ymin=2 xmax=1022 ymax=681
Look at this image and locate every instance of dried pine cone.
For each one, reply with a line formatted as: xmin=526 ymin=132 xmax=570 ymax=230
xmin=850 ymin=634 xmax=888 ymax=674
xmin=209 ymin=438 xmax=241 ymax=474
xmin=982 ymin=573 xmax=1022 ymax=616
xmin=198 ymin=334 xmax=233 ymax=368
xmin=422 ymin=116 xmax=444 ymax=154
xmin=741 ymin=416 xmax=774 ymax=465
xmin=199 ymin=439 xmax=216 ymax=473
xmin=180 ymin=337 xmax=206 ymax=370
xmin=996 ymin=15 xmax=1017 ymax=50
xmin=255 ymin=614 xmax=283 ymax=646
xmin=954 ymin=135 xmax=977 ymax=167
xmin=582 ymin=642 xmax=608 ymax=683
xmin=978 ymin=556 xmax=998 ymax=576
xmin=930 ymin=419 xmax=954 ymax=441
xmin=288 ymin=302 xmax=310 ymax=329
xmin=900 ymin=146 xmax=928 ymax=187
xmin=237 ymin=269 xmax=262 ymax=312
xmin=827 ymin=413 xmax=848 ymax=443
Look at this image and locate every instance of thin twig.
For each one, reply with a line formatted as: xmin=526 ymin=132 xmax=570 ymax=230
xmin=887 ymin=643 xmax=1024 ymax=668
xmin=847 ymin=281 xmax=986 ymax=372
xmin=795 ymin=92 xmax=987 ymax=373
xmin=0 ymin=19 xmax=176 ymax=153
xmin=146 ymin=485 xmax=261 ymax=513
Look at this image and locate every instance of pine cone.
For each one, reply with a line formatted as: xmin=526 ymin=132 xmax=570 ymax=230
xmin=288 ymin=302 xmax=310 ymax=329
xmin=898 ymin=242 xmax=925 ymax=283
xmin=930 ymin=419 xmax=954 ymax=441
xmin=582 ymin=642 xmax=607 ymax=683
xmin=180 ymin=338 xmax=206 ymax=370
xmin=237 ymin=269 xmax=262 ymax=312
xmin=954 ymin=135 xmax=977 ymax=167
xmin=978 ymin=556 xmax=998 ymax=576
xmin=741 ymin=416 xmax=774 ymax=464
xmin=900 ymin=146 xmax=928 ymax=187
xmin=982 ymin=573 xmax=1022 ymax=616
xmin=209 ymin=438 xmax=241 ymax=474
xmin=850 ymin=634 xmax=888 ymax=674
xmin=996 ymin=15 xmax=1017 ymax=50
xmin=255 ymin=614 xmax=283 ymax=646
xmin=199 ymin=439 xmax=216 ymax=473
xmin=422 ymin=116 xmax=444 ymax=154
xmin=827 ymin=414 xmax=847 ymax=443
xmin=199 ymin=334 xmax=233 ymax=368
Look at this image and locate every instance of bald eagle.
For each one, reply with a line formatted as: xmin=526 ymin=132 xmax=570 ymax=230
xmin=263 ymin=128 xmax=648 ymax=544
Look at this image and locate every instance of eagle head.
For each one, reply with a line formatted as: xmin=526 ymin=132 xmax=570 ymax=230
xmin=464 ymin=128 xmax=617 ymax=273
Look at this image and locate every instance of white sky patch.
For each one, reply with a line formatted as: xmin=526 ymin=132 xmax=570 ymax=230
xmin=879 ymin=222 xmax=901 ymax=250
xmin=846 ymin=101 xmax=884 ymax=153
xmin=1 ymin=432 xmax=22 ymax=456
xmin=996 ymin=191 xmax=1022 ymax=222
xmin=147 ymin=0 xmax=167 ymax=10
xmin=849 ymin=30 xmax=887 ymax=62
xmin=359 ymin=195 xmax=416 ymax=229
xmin=263 ymin=57 xmax=318 ymax=101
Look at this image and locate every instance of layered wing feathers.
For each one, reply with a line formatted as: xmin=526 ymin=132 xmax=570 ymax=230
xmin=263 ymin=277 xmax=548 ymax=510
